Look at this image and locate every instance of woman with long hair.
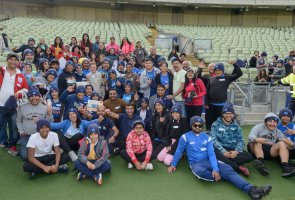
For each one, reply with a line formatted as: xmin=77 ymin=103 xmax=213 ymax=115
xmin=182 ymin=69 xmax=206 ymax=122
xmin=120 ymin=37 xmax=134 ymax=55
xmin=69 ymin=36 xmax=78 ymax=52
xmin=50 ymin=36 xmax=64 ymax=59
xmin=72 ymin=45 xmax=81 ymax=59
xmin=133 ymin=40 xmax=148 ymax=67
xmin=80 ymin=33 xmax=92 ymax=52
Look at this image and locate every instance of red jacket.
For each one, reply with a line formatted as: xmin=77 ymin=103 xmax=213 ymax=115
xmin=0 ymin=67 xmax=29 ymax=98
xmin=183 ymin=79 xmax=206 ymax=106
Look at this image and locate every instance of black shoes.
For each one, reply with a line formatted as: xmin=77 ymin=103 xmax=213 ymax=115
xmin=281 ymin=167 xmax=295 ymax=177
xmin=249 ymin=184 xmax=272 ymax=200
xmin=253 ymin=159 xmax=269 ymax=176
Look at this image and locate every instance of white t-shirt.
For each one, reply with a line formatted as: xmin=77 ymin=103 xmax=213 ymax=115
xmin=26 ymin=131 xmax=60 ymax=157
xmin=173 ymin=69 xmax=186 ymax=101
xmin=140 ymin=109 xmax=147 ymax=121
xmin=0 ymin=68 xmax=15 ymax=106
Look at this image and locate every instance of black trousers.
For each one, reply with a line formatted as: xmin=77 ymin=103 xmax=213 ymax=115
xmin=56 ymin=131 xmax=83 ymax=152
xmin=205 ymin=104 xmax=223 ymax=131
xmin=214 ymin=147 xmax=253 ymax=172
xmin=23 ymin=153 xmax=70 ymax=173
xmin=185 ymin=105 xmax=203 ymax=123
xmin=288 ymin=98 xmax=295 ymax=120
xmin=120 ymin=150 xmax=155 ymax=163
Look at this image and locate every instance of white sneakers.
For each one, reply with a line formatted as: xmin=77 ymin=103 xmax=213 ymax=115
xmin=128 ymin=163 xmax=134 ymax=169
xmin=145 ymin=163 xmax=153 ymax=170
xmin=127 ymin=162 xmax=153 ymax=170
xmin=69 ymin=150 xmax=78 ymax=161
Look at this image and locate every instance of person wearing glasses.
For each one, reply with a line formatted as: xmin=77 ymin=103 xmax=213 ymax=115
xmin=167 ymin=116 xmax=272 ymax=200
xmin=210 ymin=104 xmax=253 ymax=177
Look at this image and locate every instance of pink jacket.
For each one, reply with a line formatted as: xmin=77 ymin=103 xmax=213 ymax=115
xmin=126 ymin=130 xmax=152 ymax=164
xmin=121 ymin=42 xmax=134 ymax=54
xmin=106 ymin=43 xmax=120 ymax=54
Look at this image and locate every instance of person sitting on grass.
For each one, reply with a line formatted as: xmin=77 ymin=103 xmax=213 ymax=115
xmin=277 ymin=108 xmax=295 ymax=159
xmin=248 ymin=112 xmax=295 ymax=177
xmin=157 ymin=105 xmax=189 ymax=165
xmin=168 ymin=116 xmax=272 ymax=200
xmin=74 ymin=123 xmax=111 ymax=185
xmin=120 ymin=120 xmax=154 ymax=170
xmin=23 ymin=119 xmax=70 ymax=179
xmin=210 ymin=104 xmax=253 ymax=176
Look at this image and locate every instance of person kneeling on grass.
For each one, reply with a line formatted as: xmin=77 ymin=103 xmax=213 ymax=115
xmin=120 ymin=120 xmax=154 ymax=170
xmin=168 ymin=116 xmax=272 ymax=200
xmin=74 ymin=123 xmax=111 ymax=185
xmin=248 ymin=112 xmax=295 ymax=177
xmin=23 ymin=119 xmax=70 ymax=179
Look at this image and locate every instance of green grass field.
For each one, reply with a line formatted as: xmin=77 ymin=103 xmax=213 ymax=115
xmin=0 ymin=125 xmax=294 ymax=200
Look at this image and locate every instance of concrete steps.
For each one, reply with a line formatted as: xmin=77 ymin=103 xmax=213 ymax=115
xmin=234 ymin=105 xmax=271 ymax=125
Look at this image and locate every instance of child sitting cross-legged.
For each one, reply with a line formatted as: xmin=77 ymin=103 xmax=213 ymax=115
xmin=120 ymin=120 xmax=154 ymax=170
xmin=74 ymin=123 xmax=111 ymax=185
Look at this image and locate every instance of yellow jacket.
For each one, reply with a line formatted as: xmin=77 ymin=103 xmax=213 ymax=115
xmin=281 ymin=73 xmax=295 ymax=98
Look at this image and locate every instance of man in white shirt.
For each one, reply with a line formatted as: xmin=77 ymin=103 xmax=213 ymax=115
xmin=168 ymin=58 xmax=186 ymax=116
xmin=0 ymin=53 xmax=28 ymax=156
xmin=23 ymin=119 xmax=70 ymax=179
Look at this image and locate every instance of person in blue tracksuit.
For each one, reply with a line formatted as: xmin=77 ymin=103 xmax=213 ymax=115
xmin=168 ymin=116 xmax=272 ymax=200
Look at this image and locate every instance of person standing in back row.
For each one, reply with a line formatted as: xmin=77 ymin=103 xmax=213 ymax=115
xmin=205 ymin=60 xmax=243 ymax=130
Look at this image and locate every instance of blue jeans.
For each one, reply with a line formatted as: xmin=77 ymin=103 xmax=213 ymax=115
xmin=190 ymin=158 xmax=252 ymax=193
xmin=20 ymin=135 xmax=31 ymax=161
xmin=74 ymin=160 xmax=112 ymax=179
xmin=0 ymin=107 xmax=18 ymax=147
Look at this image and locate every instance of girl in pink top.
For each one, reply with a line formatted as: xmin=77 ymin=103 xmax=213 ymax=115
xmin=120 ymin=120 xmax=154 ymax=170
xmin=120 ymin=37 xmax=134 ymax=55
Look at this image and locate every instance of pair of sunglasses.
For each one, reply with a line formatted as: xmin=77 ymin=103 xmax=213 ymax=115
xmin=192 ymin=124 xmax=203 ymax=128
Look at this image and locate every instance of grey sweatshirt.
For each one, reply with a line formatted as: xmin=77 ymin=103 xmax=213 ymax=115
xmin=16 ymin=103 xmax=53 ymax=135
xmin=248 ymin=123 xmax=285 ymax=144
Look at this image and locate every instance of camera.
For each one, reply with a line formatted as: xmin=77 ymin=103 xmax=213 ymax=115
xmin=191 ymin=90 xmax=196 ymax=97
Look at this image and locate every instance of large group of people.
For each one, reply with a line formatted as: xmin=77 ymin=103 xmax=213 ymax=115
xmin=1 ymin=34 xmax=295 ymax=200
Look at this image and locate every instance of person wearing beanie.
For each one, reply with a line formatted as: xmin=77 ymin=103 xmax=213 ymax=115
xmin=50 ymin=107 xmax=94 ymax=161
xmin=140 ymin=58 xmax=160 ymax=98
xmin=256 ymin=52 xmax=268 ymax=71
xmin=167 ymin=58 xmax=187 ymax=116
xmin=122 ymin=80 xmax=139 ymax=104
xmin=248 ymin=112 xmax=295 ymax=177
xmin=157 ymin=105 xmax=189 ymax=166
xmin=107 ymin=68 xmax=125 ymax=98
xmin=59 ymin=85 xmax=88 ymax=119
xmin=47 ymin=86 xmax=63 ymax=122
xmin=105 ymin=103 xmax=141 ymax=151
xmin=13 ymin=37 xmax=36 ymax=58
xmin=124 ymin=62 xmax=141 ymax=93
xmin=34 ymin=68 xmax=58 ymax=94
xmin=210 ymin=104 xmax=253 ymax=176
xmin=57 ymin=60 xmax=75 ymax=94
xmin=277 ymin=108 xmax=295 ymax=159
xmin=150 ymin=98 xmax=171 ymax=157
xmin=120 ymin=120 xmax=154 ymax=170
xmin=168 ymin=116 xmax=272 ymax=200
xmin=269 ymin=59 xmax=286 ymax=83
xmin=16 ymin=89 xmax=53 ymax=160
xmin=182 ymin=68 xmax=206 ymax=123
xmin=23 ymin=119 xmax=70 ymax=179
xmin=204 ymin=59 xmax=243 ymax=130
xmin=74 ymin=123 xmax=111 ymax=185
xmin=136 ymin=97 xmax=153 ymax=133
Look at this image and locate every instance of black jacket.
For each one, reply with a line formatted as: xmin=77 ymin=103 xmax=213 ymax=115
xmin=205 ymin=64 xmax=243 ymax=105
xmin=155 ymin=72 xmax=174 ymax=95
